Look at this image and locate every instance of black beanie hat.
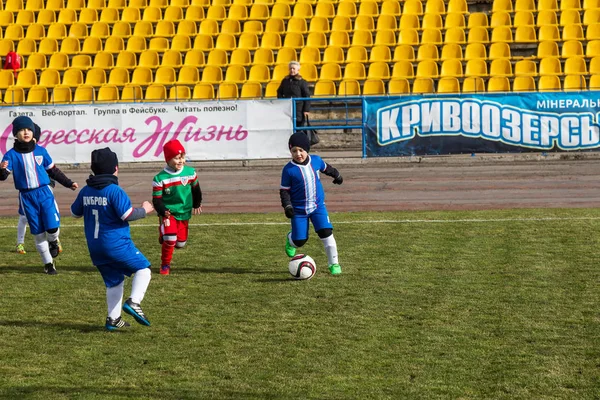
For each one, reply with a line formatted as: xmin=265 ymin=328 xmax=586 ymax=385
xmin=288 ymin=132 xmax=310 ymax=153
xmin=12 ymin=116 xmax=35 ymax=137
xmin=91 ymin=147 xmax=119 ymax=175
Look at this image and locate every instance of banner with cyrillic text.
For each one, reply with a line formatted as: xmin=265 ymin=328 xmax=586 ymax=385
xmin=0 ymin=100 xmax=293 ymax=163
xmin=363 ymin=92 xmax=600 ymax=157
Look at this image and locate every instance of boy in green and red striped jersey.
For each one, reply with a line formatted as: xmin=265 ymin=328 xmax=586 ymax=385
xmin=152 ymin=139 xmax=202 ymax=275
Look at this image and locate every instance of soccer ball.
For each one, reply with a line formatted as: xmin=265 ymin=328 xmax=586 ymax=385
xmin=288 ymin=254 xmax=316 ymax=280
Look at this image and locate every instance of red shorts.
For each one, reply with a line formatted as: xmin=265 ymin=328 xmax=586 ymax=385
xmin=159 ymin=216 xmax=189 ymax=243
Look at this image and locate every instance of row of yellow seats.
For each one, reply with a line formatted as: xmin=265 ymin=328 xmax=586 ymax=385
xmin=493 ymin=0 xmax=599 ymax=12
xmin=489 ymin=9 xmax=600 ymax=28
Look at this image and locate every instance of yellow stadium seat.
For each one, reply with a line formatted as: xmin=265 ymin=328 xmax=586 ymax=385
xmin=491 ymin=26 xmax=512 ymax=42
xmin=538 ymin=75 xmax=561 ymax=90
xmin=72 ymin=84 xmax=95 ymax=103
xmin=332 ymin=15 xmax=352 ymax=32
xmin=412 ymin=78 xmax=434 ymax=93
xmin=315 ymin=2 xmax=334 ymax=18
xmin=538 ymin=0 xmax=558 ymax=10
xmin=0 ymin=70 xmax=14 ymax=89
xmin=586 ymin=40 xmax=600 ymax=57
xmin=462 ymin=76 xmax=485 ymax=92
xmin=388 ymin=78 xmax=409 ymax=94
xmin=587 ymin=57 xmax=600 ymax=73
xmin=26 ymin=53 xmax=46 ymax=70
xmin=133 ymin=20 xmax=154 ymax=37
xmin=39 ymin=68 xmax=60 ymax=87
xmin=185 ymin=5 xmax=205 ymax=21
xmin=4 ymin=86 xmax=24 ymax=104
xmin=116 ymin=51 xmax=136 ymax=69
xmin=206 ymin=5 xmax=226 ymax=20
xmin=563 ymin=74 xmax=587 ymax=90
xmin=51 ymin=85 xmax=72 ymax=103
xmin=446 ymin=27 xmax=467 ymax=44
xmin=397 ymin=28 xmax=418 ymax=45
xmin=513 ymin=76 xmax=536 ymax=91
xmin=468 ymin=13 xmax=489 ymax=28
xmin=292 ymin=2 xmax=312 ymax=18
xmin=249 ymin=4 xmax=269 ymax=20
xmin=320 ymin=62 xmax=342 ymax=81
xmin=131 ymin=66 xmax=153 ymax=86
xmin=561 ymin=0 xmax=581 ymax=9
xmin=416 ymin=60 xmax=438 ymax=78
xmin=424 ymin=0 xmax=445 ymax=13
xmin=69 ymin=22 xmax=88 ymax=39
xmin=539 ymin=57 xmax=562 ymax=74
xmin=492 ymin=0 xmax=513 ymax=12
xmin=38 ymin=38 xmax=57 ymax=55
xmin=584 ymin=9 xmax=600 ymax=25
xmin=176 ymin=20 xmax=197 ymax=36
xmin=169 ymin=85 xmax=191 ymax=101
xmin=264 ymin=18 xmax=284 ymax=34
xmin=192 ymin=83 xmax=214 ymax=99
xmin=490 ymin=11 xmax=511 ymax=27
xmin=177 ymin=65 xmax=199 ymax=84
xmin=184 ymin=49 xmax=206 ymax=67
xmin=98 ymin=7 xmax=119 ymax=24
xmin=445 ymin=13 xmax=466 ymax=29
xmin=17 ymin=10 xmax=35 ymax=25
xmin=448 ymin=0 xmax=468 ymax=13
xmin=62 ymin=68 xmax=84 ymax=87
xmin=380 ymin=0 xmax=401 ymax=16
xmin=271 ymin=3 xmax=290 ymax=19
xmin=0 ymin=11 xmax=14 ymax=27
xmin=78 ymin=8 xmax=98 ymax=24
xmin=309 ymin=16 xmax=330 ymax=33
xmin=437 ymin=77 xmax=460 ymax=93
xmin=377 ymin=14 xmax=397 ymax=31
xmin=299 ymin=46 xmax=321 ymax=65
xmin=143 ymin=6 xmax=162 ymax=22
xmin=239 ymin=81 xmax=262 ymax=98
xmin=121 ymin=7 xmax=140 ymax=23
xmin=199 ymin=20 xmax=218 ymax=37
xmin=590 ymin=74 xmax=600 ymax=89
xmin=338 ymin=0 xmax=357 ymax=18
xmin=323 ymin=46 xmax=345 ymax=63
xmin=465 ymin=59 xmax=488 ymax=76
xmin=228 ymin=4 xmax=248 ymax=20
xmin=403 ymin=0 xmax=423 ymax=15
xmin=60 ymin=37 xmax=80 ymax=55
xmin=565 ymin=56 xmax=587 ymax=74
xmin=261 ymin=32 xmax=282 ymax=49
xmin=239 ymin=32 xmax=259 ymax=50
xmin=392 ymin=60 xmax=414 ymax=79
xmin=271 ymin=64 xmax=288 ymax=81
xmin=26 ymin=0 xmax=43 ymax=11
xmin=359 ymin=1 xmax=378 ymax=17
xmin=201 ymin=65 xmax=222 ymax=84
xmin=4 ymin=24 xmax=23 ymax=41
xmin=306 ymin=31 xmax=327 ymax=49
xmin=164 ymin=6 xmax=183 ymax=21
xmin=254 ymin=47 xmax=275 ymax=65
xmin=561 ymin=9 xmax=581 ymax=26
xmin=311 ymin=80 xmax=334 ymax=97
xmin=84 ymin=67 xmax=107 ymax=86
xmin=440 ymin=43 xmax=463 ymax=60
xmin=107 ymin=0 xmax=125 ymax=8
xmin=287 ymin=16 xmax=307 ymax=34
xmin=215 ymin=33 xmax=236 ymax=51
xmin=145 ymin=84 xmax=167 ymax=101
xmin=170 ymin=34 xmax=191 ymax=51
xmin=218 ymin=82 xmax=238 ymax=99
xmin=584 ymin=0 xmax=600 ymax=8
xmin=126 ymin=36 xmax=147 ymax=53
xmin=139 ymin=50 xmax=159 ymax=69
xmin=539 ymin=25 xmax=560 ymax=41
xmin=230 ymin=48 xmax=251 ymax=66
xmin=587 ymin=23 xmax=600 ymax=40
xmin=155 ymin=20 xmax=175 ymax=37
xmin=247 ymin=64 xmax=270 ymax=82
xmin=440 ymin=59 xmax=463 ymax=77
xmin=329 ymin=31 xmax=350 ymax=48
xmin=120 ymin=84 xmax=144 ymax=102
xmin=16 ymin=38 xmax=36 ymax=55
xmin=417 ymin=45 xmax=438 ymax=63
xmin=422 ymin=13 xmax=442 ymax=30
xmin=224 ymin=64 xmax=246 ymax=83
xmin=350 ymin=30 xmax=372 ymax=46
xmin=108 ymin=67 xmax=130 ymax=86
xmin=487 ymin=76 xmax=510 ymax=92
xmin=515 ymin=0 xmax=535 ymax=11
xmin=537 ymin=40 xmax=559 ymax=57
xmin=25 ymin=23 xmax=45 ymax=41
xmin=282 ymin=32 xmax=304 ymax=49
xmin=370 ymin=45 xmax=391 ymax=62
xmin=93 ymin=51 xmax=114 ymax=69
xmin=563 ymin=24 xmax=584 ymax=40
xmin=368 ymin=61 xmax=390 ymax=79
xmin=193 ymin=34 xmax=214 ymax=51
xmin=111 ymin=22 xmax=131 ymax=38
xmin=362 ymin=78 xmax=385 ymax=95
xmin=514 ymin=10 xmax=535 ymax=26
xmin=48 ymin=52 xmax=69 ymax=70
xmin=562 ymin=40 xmax=584 ymax=57
xmin=344 ymin=62 xmax=366 ymax=80
xmin=489 ymin=42 xmax=511 ymax=59
xmin=514 ymin=59 xmax=537 ymax=76
xmin=338 ymin=79 xmax=361 ymax=96
xmin=421 ymin=28 xmax=443 ymax=46
xmin=394 ymin=44 xmax=415 ymax=62
xmin=489 ymin=59 xmax=512 ymax=76
xmin=26 ymin=86 xmax=48 ymax=104
xmin=399 ymin=14 xmax=419 ymax=30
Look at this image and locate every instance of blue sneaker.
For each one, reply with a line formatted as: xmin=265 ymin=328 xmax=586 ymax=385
xmin=105 ymin=316 xmax=130 ymax=331
xmin=123 ymin=298 xmax=150 ymax=326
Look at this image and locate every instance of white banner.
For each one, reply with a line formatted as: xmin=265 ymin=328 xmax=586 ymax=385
xmin=0 ymin=99 xmax=293 ymax=163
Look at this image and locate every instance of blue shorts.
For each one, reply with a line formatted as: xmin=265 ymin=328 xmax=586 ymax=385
xmin=96 ymin=252 xmax=151 ymax=288
xmin=19 ymin=186 xmax=60 ymax=235
xmin=291 ymin=205 xmax=333 ymax=242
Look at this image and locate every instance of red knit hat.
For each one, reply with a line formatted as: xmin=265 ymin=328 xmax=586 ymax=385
xmin=163 ymin=139 xmax=186 ymax=162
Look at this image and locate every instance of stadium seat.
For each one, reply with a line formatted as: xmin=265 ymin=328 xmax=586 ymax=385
xmin=332 ymin=16 xmax=352 ymax=33
xmin=201 ymin=65 xmax=223 ymax=84
xmin=164 ymin=6 xmax=183 ymax=21
xmin=126 ymin=36 xmax=147 ymax=53
xmin=561 ymin=0 xmax=581 ymax=10
xmin=93 ymin=52 xmax=114 ymax=69
xmin=437 ymin=77 xmax=460 ymax=93
xmin=358 ymin=1 xmax=378 ymax=17
xmin=207 ymin=49 xmax=228 ymax=67
xmin=344 ymin=62 xmax=366 ymax=80
xmin=217 ymin=82 xmax=238 ymax=99
xmin=394 ymin=44 xmax=415 ymax=62
xmin=446 ymin=27 xmax=467 ymax=44
xmin=265 ymin=18 xmax=284 ymax=34
xmin=563 ymin=74 xmax=587 ymax=90
xmin=492 ymin=0 xmax=513 ymax=12
xmin=16 ymin=38 xmax=36 ymax=55
xmin=133 ymin=21 xmax=154 ymax=38
xmin=380 ymin=0 xmax=401 ymax=16
xmin=39 ymin=68 xmax=61 ymax=87
xmin=264 ymin=81 xmax=278 ymax=98
xmin=440 ymin=43 xmax=462 ymax=60
xmin=5 ymin=24 xmax=23 ymax=41
xmin=247 ymin=64 xmax=270 ymax=83
xmin=422 ymin=13 xmax=442 ymax=30
xmin=323 ymin=46 xmax=345 ymax=64
xmin=145 ymin=84 xmax=167 ymax=101
xmin=388 ymin=78 xmax=410 ymax=94
xmin=586 ymin=23 xmax=600 ymax=40
xmin=62 ymin=68 xmax=84 ymax=87
xmin=464 ymin=43 xmax=486 ymax=60
xmin=221 ymin=19 xmax=241 ymax=36
xmin=448 ymin=0 xmax=468 ymax=13
xmin=377 ymin=14 xmax=397 ymax=30
xmin=440 ymin=59 xmax=463 ymax=77
xmin=38 ymin=38 xmax=58 ymax=55
xmin=300 ymin=46 xmax=321 ymax=65
xmin=313 ymin=80 xmax=336 ymax=97
xmin=421 ymin=28 xmax=442 ymax=45
xmin=370 ymin=45 xmax=391 ymax=62
xmin=26 ymin=85 xmax=48 ymax=104
xmin=363 ymin=79 xmax=385 ymax=95
xmin=584 ymin=0 xmax=600 ymax=8
xmin=539 ymin=25 xmax=560 ymax=41
xmin=272 ymin=64 xmax=289 ymax=81
xmin=514 ymin=11 xmax=535 ymax=26
xmin=192 ymin=83 xmax=214 ymax=99
xmin=121 ymin=84 xmax=145 ymax=102
xmin=416 ymin=60 xmax=438 ymax=78
xmin=282 ymin=32 xmax=304 ymax=49
xmin=397 ymin=29 xmax=418 ymax=45
xmin=561 ymin=9 xmax=582 ymax=26
xmin=468 ymin=13 xmax=489 ymax=28
xmin=239 ymin=32 xmax=259 ymax=50
xmin=462 ymin=76 xmax=485 ymax=92
xmin=224 ymin=64 xmax=247 ymax=83
xmin=338 ymin=79 xmax=361 ymax=96
xmin=583 ymin=9 xmax=600 ymax=25
xmin=175 ymin=65 xmax=198 ymax=85
xmin=538 ymin=75 xmax=561 ymax=90
xmin=490 ymin=59 xmax=513 ymax=76
xmin=287 ymin=16 xmax=307 ymax=34
xmin=116 ymin=51 xmax=137 ymax=69
xmin=16 ymin=69 xmax=37 ymax=88
xmin=193 ymin=34 xmax=214 ymax=51
xmin=0 ymin=70 xmax=14 ymax=90
xmin=253 ymin=47 xmax=274 ymax=65
xmin=445 ymin=13 xmax=466 ymax=29
xmin=563 ymin=24 xmax=584 ymax=40
xmin=261 ymin=32 xmax=282 ymax=49
xmin=537 ymin=40 xmax=559 ymax=58
xmin=564 ymin=56 xmax=587 ymax=74
xmin=25 ymin=23 xmax=45 ymax=41
xmin=17 ymin=10 xmax=36 ymax=25
xmin=271 ymin=3 xmax=290 ymax=19
xmin=51 ymin=85 xmax=72 ymax=103
xmin=403 ymin=0 xmax=423 ymax=15
xmin=96 ymin=85 xmax=119 ymax=102
xmin=352 ymin=30 xmax=374 ymax=46
xmin=155 ymin=66 xmax=176 ymax=85
xmin=514 ymin=59 xmax=537 ymax=76
xmin=392 ymin=60 xmax=414 ymax=79
xmin=412 ymin=78 xmax=434 ymax=93
xmin=400 ymin=14 xmax=420 ymax=30
xmin=310 ymin=16 xmax=330 ymax=33
xmin=515 ymin=0 xmax=535 ymax=12
xmin=513 ymin=76 xmax=536 ymax=91
xmin=539 ymin=57 xmax=562 ymax=75
xmin=489 ymin=42 xmax=511 ymax=59
xmin=108 ymin=67 xmax=130 ymax=86
xmin=425 ymin=0 xmax=445 ymax=14
xmin=368 ymin=62 xmax=391 ymax=79
xmin=562 ymin=40 xmax=584 ymax=57
xmin=85 ymin=68 xmax=107 ymax=87
xmin=491 ymin=26 xmax=512 ymax=42
xmin=487 ymin=76 xmax=510 ymax=92
xmin=184 ymin=49 xmax=205 ymax=67
xmin=139 ymin=50 xmax=159 ymax=69
xmin=240 ymin=81 xmax=262 ymax=98
xmin=26 ymin=53 xmax=47 ymax=70
xmin=168 ymin=85 xmax=190 ymax=101
xmin=160 ymin=50 xmax=182 ymax=68
xmin=490 ymin=11 xmax=511 ymax=27
xmin=590 ymin=74 xmax=600 ymax=89
xmin=465 ymin=59 xmax=488 ymax=77
xmin=249 ymin=4 xmax=269 ymax=20
xmin=275 ymin=47 xmax=296 ymax=64
xmin=185 ymin=5 xmax=205 ymax=21
xmin=4 ymin=86 xmax=24 ymax=104
xmin=72 ymin=84 xmax=95 ymax=103
xmin=319 ymin=63 xmax=341 ymax=81
xmin=538 ymin=0 xmax=558 ymax=10
xmin=306 ymin=32 xmax=327 ymax=49
xmin=293 ymin=2 xmax=313 ymax=18
xmin=329 ymin=31 xmax=351 ymax=48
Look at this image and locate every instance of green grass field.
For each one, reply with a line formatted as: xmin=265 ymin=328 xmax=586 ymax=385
xmin=1 ymin=209 xmax=599 ymax=399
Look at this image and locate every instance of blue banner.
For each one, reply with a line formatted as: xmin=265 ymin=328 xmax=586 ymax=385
xmin=363 ymin=92 xmax=600 ymax=157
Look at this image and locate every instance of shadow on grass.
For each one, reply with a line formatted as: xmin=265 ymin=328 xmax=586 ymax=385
xmin=172 ymin=265 xmax=282 ymax=275
xmin=0 ymin=265 xmax=96 ymax=274
xmin=0 ymin=319 xmax=107 ymax=333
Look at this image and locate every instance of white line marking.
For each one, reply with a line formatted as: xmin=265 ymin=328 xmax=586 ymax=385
xmin=0 ymin=216 xmax=599 ymax=229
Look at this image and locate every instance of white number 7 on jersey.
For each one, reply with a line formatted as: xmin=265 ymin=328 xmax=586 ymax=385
xmin=92 ymin=209 xmax=100 ymax=239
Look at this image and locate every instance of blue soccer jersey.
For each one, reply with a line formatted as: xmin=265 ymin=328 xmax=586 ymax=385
xmin=280 ymin=155 xmax=328 ymax=215
xmin=71 ymin=183 xmax=147 ymax=267
xmin=1 ymin=145 xmax=53 ymax=190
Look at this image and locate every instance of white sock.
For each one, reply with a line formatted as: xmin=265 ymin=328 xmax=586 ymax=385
xmin=17 ymin=214 xmax=27 ymax=244
xmin=47 ymin=228 xmax=59 ymax=243
xmin=107 ymin=282 xmax=124 ymax=320
xmin=130 ymin=268 xmax=151 ymax=304
xmin=320 ymin=234 xmax=339 ymax=266
xmin=287 ymin=232 xmax=298 ymax=248
xmin=34 ymin=233 xmax=52 ymax=264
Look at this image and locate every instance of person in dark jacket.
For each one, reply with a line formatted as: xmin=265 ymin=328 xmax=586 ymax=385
xmin=276 ymin=61 xmax=311 ymax=126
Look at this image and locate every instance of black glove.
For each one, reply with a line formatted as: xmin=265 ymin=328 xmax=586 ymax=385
xmin=284 ymin=205 xmax=295 ymax=219
xmin=333 ymin=175 xmax=343 ymax=185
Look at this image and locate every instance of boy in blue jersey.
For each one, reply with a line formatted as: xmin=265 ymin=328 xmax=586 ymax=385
xmin=0 ymin=116 xmax=78 ymax=274
xmin=280 ymin=133 xmax=344 ymax=275
xmin=71 ymin=148 xmax=155 ymax=331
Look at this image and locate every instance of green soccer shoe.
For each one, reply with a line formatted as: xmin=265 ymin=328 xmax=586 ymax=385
xmin=328 ymin=264 xmax=342 ymax=275
xmin=285 ymin=231 xmax=296 ymax=257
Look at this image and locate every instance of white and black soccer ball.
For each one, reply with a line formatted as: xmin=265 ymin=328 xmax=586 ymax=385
xmin=288 ymin=254 xmax=316 ymax=280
